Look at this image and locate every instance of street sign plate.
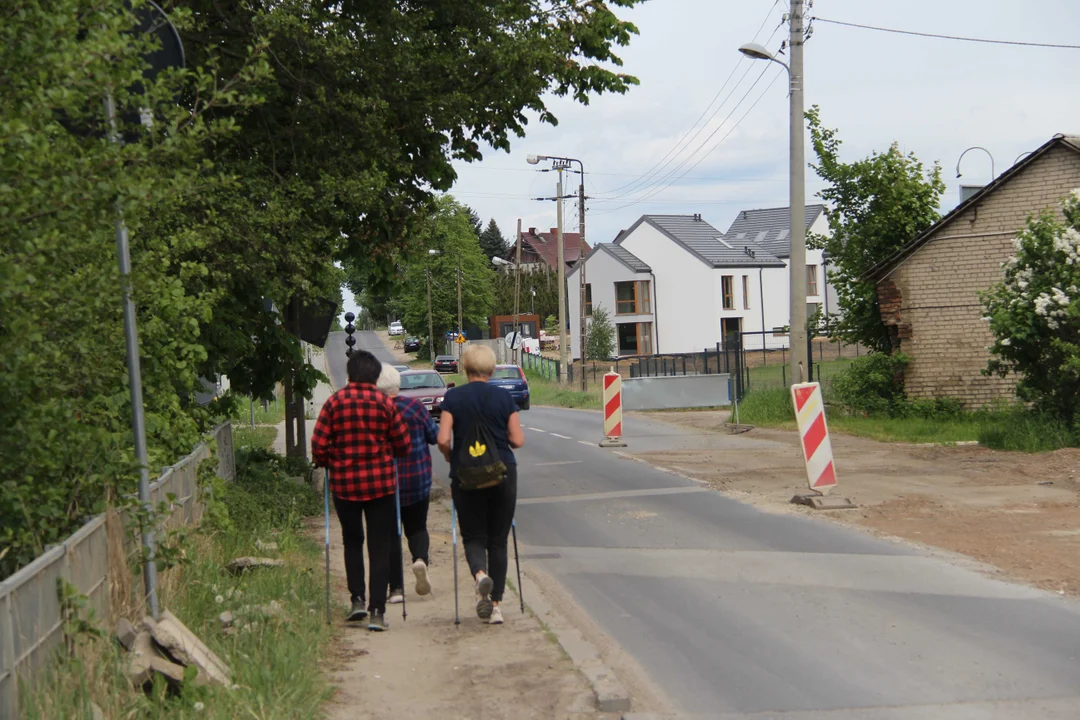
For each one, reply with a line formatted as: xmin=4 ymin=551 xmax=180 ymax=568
xmin=504 ymin=332 xmax=523 ymax=350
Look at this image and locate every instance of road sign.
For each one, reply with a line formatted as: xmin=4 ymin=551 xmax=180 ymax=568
xmin=456 ymin=334 xmax=466 ymax=344
xmin=504 ymin=332 xmax=523 ymax=350
xmin=599 ymin=371 xmax=627 ymax=447
xmin=791 ymin=382 xmax=837 ymax=494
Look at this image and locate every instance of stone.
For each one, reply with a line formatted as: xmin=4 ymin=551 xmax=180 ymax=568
xmin=219 ymin=611 xmax=234 ymax=629
xmin=127 ymin=630 xmax=187 ymax=691
xmin=227 ymin=556 xmax=284 ymax=574
xmin=115 ymin=617 xmax=138 ymax=651
xmin=254 ymin=540 xmax=279 ymax=553
xmin=147 ymin=610 xmax=231 ymax=686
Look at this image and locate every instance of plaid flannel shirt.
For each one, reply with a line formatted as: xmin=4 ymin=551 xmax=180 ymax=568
xmin=311 ymin=382 xmax=411 ymax=501
xmin=393 ymin=396 xmax=438 ymax=507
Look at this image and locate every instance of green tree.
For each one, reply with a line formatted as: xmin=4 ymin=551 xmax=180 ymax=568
xmin=479 ymin=219 xmax=511 ymax=261
xmin=544 ymin=315 xmax=559 ymax=335
xmin=398 ymin=197 xmax=496 ymax=353
xmin=982 ymin=190 xmax=1080 ymax=423
xmin=807 ymin=106 xmax=945 ymax=353
xmin=585 ymin=305 xmax=616 ymax=360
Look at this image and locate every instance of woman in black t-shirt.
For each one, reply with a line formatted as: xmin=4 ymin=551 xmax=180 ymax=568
xmin=437 ymin=344 xmax=524 ymax=625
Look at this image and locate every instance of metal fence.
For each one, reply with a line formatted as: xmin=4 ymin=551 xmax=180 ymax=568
xmin=0 ymin=422 xmax=234 ymax=717
xmin=521 ymin=350 xmax=560 ymax=381
xmin=738 ymin=331 xmax=868 ymax=395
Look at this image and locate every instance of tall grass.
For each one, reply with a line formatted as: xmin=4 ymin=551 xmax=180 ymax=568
xmin=524 ymin=370 xmax=602 ymax=409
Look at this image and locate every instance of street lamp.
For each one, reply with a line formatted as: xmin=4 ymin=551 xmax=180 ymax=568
xmin=426 ymin=248 xmax=439 ymax=362
xmin=739 ymin=0 xmax=808 ymax=386
xmin=527 ymin=153 xmax=586 ymax=386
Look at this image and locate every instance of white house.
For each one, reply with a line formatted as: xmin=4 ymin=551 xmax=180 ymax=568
xmin=568 ymin=214 xmax=790 ymax=358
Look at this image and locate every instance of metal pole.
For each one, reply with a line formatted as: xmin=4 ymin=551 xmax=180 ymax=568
xmin=578 ymin=173 xmax=588 ymax=390
xmin=788 ymin=0 xmax=808 ymax=386
xmin=105 ymin=92 xmax=159 ymax=620
xmin=426 ymin=267 xmax=435 ymax=362
xmin=514 ymin=219 xmax=522 ymax=366
xmin=457 ymin=259 xmax=463 ymax=357
xmin=556 ymin=169 xmax=568 ymax=383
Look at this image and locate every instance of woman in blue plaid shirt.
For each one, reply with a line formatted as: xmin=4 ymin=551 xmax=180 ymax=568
xmin=378 ymin=364 xmax=439 ymax=602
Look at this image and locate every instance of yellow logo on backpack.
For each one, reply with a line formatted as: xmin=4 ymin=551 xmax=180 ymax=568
xmin=468 ymin=441 xmax=487 ymax=458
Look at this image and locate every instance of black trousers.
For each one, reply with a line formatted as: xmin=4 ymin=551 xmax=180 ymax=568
xmin=451 ymin=466 xmax=517 ymax=602
xmin=388 ymin=497 xmax=431 ymax=591
xmin=333 ymin=493 xmax=396 ymax=613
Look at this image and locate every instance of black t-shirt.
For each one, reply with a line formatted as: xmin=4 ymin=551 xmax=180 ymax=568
xmin=441 ymin=380 xmax=518 ymax=479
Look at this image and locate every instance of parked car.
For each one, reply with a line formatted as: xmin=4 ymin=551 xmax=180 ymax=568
xmin=392 ymin=364 xmax=410 ymax=373
xmin=433 ymin=355 xmax=458 ymax=374
xmin=403 ymin=336 xmax=421 ymax=353
xmin=397 ymin=370 xmax=453 ymax=420
xmin=489 ymin=364 xmax=530 ymax=410
xmin=388 ymin=321 xmax=404 ymax=336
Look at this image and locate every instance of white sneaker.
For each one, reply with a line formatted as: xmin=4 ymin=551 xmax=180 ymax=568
xmin=475 ymin=575 xmax=494 ymax=619
xmin=413 ymin=560 xmax=431 ymax=596
xmin=486 ymin=605 xmax=504 ymax=625
xmin=388 ymin=589 xmax=404 ymax=604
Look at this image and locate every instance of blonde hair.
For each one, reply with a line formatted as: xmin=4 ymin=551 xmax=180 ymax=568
xmin=461 ymin=344 xmax=496 ymax=378
xmin=376 ymin=363 xmax=401 ymax=396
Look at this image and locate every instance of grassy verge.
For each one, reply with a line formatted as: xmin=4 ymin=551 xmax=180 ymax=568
xmin=228 ymin=391 xmax=285 ymax=426
xmin=736 ymin=387 xmax=1079 ymax=451
xmin=23 ymin=450 xmax=332 ymax=719
xmin=523 ymin=370 xmax=602 ymax=409
xmin=232 ymin=425 xmax=278 ymax=451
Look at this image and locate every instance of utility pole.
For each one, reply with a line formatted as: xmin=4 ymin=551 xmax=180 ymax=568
xmin=578 ymin=180 xmax=587 ymax=390
xmin=426 ymin=267 xmax=435 ymax=362
xmin=514 ymin=218 xmax=522 ymax=366
xmin=788 ymin=0 xmax=807 ymax=385
xmin=456 ymin=259 xmax=463 ymax=357
xmin=555 ymin=168 xmax=568 ymax=383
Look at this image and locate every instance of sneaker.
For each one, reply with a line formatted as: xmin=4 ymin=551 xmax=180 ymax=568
xmin=388 ymin=588 xmax=404 ymax=605
xmin=475 ymin=574 xmax=494 ymax=620
xmin=346 ymin=599 xmax=368 ymax=622
xmin=486 ymin=605 xmax=504 ymax=625
xmin=368 ymin=610 xmax=389 ymax=632
xmin=413 ymin=560 xmax=431 ymax=596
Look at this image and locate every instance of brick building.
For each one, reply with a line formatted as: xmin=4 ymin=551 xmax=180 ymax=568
xmin=867 ymin=134 xmax=1080 ymax=408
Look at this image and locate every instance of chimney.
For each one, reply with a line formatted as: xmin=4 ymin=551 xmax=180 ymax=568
xmin=528 ymin=227 xmax=536 ymax=236
xmin=692 ymin=213 xmax=701 ymax=221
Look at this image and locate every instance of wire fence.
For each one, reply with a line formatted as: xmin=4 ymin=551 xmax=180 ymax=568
xmin=0 ymin=422 xmax=234 ymax=717
xmin=739 ymin=331 xmax=868 ymax=396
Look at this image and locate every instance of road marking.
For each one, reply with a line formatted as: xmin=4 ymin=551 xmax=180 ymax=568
xmin=528 ymin=427 xmax=547 ymax=433
xmin=534 ymin=461 xmax=583 ymax=467
xmin=519 ymin=486 xmax=707 ymax=505
xmin=578 ymin=440 xmax=593 ymax=447
xmin=550 ymin=432 xmax=572 ymax=439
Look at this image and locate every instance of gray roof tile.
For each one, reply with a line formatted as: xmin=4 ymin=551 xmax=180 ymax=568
xmin=602 ymin=243 xmax=651 ymax=272
xmin=618 ymin=215 xmax=784 ymax=268
xmin=724 ymin=204 xmax=825 ymax=259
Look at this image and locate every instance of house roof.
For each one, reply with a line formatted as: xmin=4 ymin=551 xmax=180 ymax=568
xmin=569 ymin=243 xmax=651 ymax=278
xmin=724 ymin=204 xmax=826 ymax=259
xmin=616 ymin=214 xmax=785 ymax=269
xmin=865 ymin=134 xmax=1080 ymax=281
xmin=508 ymin=227 xmax=591 ymax=268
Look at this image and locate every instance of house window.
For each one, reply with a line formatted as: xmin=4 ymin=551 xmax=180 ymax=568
xmin=615 ymin=280 xmax=651 ymax=315
xmin=584 ymin=283 xmax=593 ymax=316
xmin=742 ymin=275 xmax=750 ymax=309
xmin=722 ymin=276 xmax=734 ymax=310
xmin=616 ymin=322 xmax=653 ymax=355
xmin=807 ymin=265 xmax=818 ymax=296
xmin=637 ymin=322 xmax=653 ymax=355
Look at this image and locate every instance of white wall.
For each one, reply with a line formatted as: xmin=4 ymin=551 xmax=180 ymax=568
xmin=619 ymin=223 xmax=715 ymax=355
xmin=568 ymin=247 xmax=653 ymax=359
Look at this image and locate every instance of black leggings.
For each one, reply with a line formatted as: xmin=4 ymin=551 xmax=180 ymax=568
xmin=388 ymin=497 xmax=430 ymax=591
xmin=333 ymin=493 xmax=396 ymax=613
xmin=452 ymin=466 xmax=517 ymax=602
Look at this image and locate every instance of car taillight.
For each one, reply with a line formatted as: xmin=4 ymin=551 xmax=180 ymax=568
xmin=518 ymin=368 xmax=525 ymax=380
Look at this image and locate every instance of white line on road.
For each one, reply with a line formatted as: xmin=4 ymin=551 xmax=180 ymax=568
xmin=528 ymin=427 xmax=547 ymax=433
xmin=550 ymin=433 xmax=572 ymax=439
xmin=534 ymin=461 xmax=584 ymax=467
xmin=578 ymin=441 xmax=593 ymax=447
xmin=519 ymin=486 xmax=707 ymax=505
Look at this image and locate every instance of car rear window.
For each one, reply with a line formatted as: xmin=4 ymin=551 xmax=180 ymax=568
xmin=436 ymin=356 xmax=455 ymax=361
xmin=492 ymin=367 xmax=523 ymax=380
xmin=401 ymin=373 xmax=445 ymax=389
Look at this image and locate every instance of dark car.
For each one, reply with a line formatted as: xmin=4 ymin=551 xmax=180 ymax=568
xmin=433 ymin=355 xmax=458 ymax=374
xmin=488 ymin=364 xmax=530 ymax=410
xmin=392 ymin=364 xmax=410 ymax=373
xmin=403 ymin=336 xmax=421 ymax=353
xmin=397 ymin=370 xmax=453 ymax=420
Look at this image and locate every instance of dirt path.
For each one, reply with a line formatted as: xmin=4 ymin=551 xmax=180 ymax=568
xmin=317 ymin=494 xmax=608 ymax=720
xmin=636 ymin=411 xmax=1080 ymax=595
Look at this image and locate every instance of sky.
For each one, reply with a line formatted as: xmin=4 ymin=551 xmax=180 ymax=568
xmin=342 ymin=0 xmax=1080 ymax=321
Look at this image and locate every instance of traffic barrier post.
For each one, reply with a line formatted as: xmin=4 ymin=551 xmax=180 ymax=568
xmin=599 ymin=370 xmax=627 ymax=448
xmin=789 ymin=382 xmax=854 ymax=510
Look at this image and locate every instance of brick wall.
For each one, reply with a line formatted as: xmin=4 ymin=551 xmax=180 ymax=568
xmin=878 ymin=144 xmax=1080 ymax=408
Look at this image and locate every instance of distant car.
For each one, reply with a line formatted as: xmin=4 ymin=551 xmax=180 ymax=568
xmin=433 ymin=355 xmax=458 ymax=374
xmin=398 ymin=370 xmax=454 ymax=420
xmin=489 ymin=364 xmax=530 ymax=410
xmin=403 ymin=336 xmax=421 ymax=353
xmin=388 ymin=321 xmax=404 ymax=336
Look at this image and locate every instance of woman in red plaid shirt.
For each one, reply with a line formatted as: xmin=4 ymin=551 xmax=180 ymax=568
xmin=311 ymin=350 xmax=411 ymax=631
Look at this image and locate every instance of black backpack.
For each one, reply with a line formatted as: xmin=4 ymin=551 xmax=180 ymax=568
xmin=455 ymin=417 xmax=507 ymax=491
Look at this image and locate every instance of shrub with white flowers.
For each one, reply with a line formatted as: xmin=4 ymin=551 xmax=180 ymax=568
xmin=981 ymin=189 xmax=1080 ymax=424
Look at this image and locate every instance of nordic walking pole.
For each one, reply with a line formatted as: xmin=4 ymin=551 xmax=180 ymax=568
xmin=324 ymin=468 xmax=331 ymax=625
xmin=452 ymin=502 xmax=460 ymax=625
xmin=395 ymin=483 xmax=406 ymax=621
xmin=512 ymin=520 xmax=524 ymax=614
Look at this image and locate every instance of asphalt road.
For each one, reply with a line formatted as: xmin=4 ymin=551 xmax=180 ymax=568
xmin=327 ymin=335 xmax=1080 ymax=718
xmin=325 ymin=330 xmax=396 ymax=388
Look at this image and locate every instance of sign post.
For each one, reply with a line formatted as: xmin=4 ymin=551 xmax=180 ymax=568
xmin=790 ymin=382 xmax=854 ymax=509
xmin=599 ymin=370 xmax=627 ymax=448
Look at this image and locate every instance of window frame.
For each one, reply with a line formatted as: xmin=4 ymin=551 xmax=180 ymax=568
xmin=584 ymin=283 xmax=593 ymax=317
xmin=615 ymin=280 xmax=652 ymax=315
xmin=721 ymin=275 xmax=734 ymax=310
xmin=807 ymin=265 xmax=819 ymax=296
xmin=742 ymin=275 xmax=750 ymax=310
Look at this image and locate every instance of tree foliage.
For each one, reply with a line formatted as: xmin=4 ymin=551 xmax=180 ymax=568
xmin=982 ymin=191 xmax=1080 ymax=423
xmin=491 ymin=266 xmax=563 ymax=320
xmin=806 ymin=106 xmax=945 ymax=353
xmin=585 ymin=305 xmax=616 ymax=360
xmin=479 ymin=219 xmax=511 ymax=261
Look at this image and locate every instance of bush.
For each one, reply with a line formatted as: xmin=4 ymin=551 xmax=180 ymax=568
xmin=903 ymin=396 xmax=965 ymax=419
xmin=222 ymin=449 xmax=321 ymax=535
xmin=830 ymin=353 xmax=910 ymax=415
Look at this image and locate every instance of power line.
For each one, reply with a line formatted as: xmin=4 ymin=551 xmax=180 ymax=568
xmin=813 ymin=16 xmax=1080 ymax=50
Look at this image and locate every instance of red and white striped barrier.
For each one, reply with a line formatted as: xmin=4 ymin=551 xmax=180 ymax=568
xmin=600 ymin=371 xmax=627 ymax=447
xmin=791 ymin=382 xmax=837 ymax=494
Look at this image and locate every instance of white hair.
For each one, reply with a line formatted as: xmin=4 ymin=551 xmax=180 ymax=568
xmin=376 ymin=363 xmax=401 ymax=396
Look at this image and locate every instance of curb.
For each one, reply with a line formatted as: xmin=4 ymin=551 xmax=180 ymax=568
xmin=516 ymin=566 xmax=632 ymax=713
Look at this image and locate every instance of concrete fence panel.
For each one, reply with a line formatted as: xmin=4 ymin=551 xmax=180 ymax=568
xmin=622 ymin=374 xmax=732 ymax=411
